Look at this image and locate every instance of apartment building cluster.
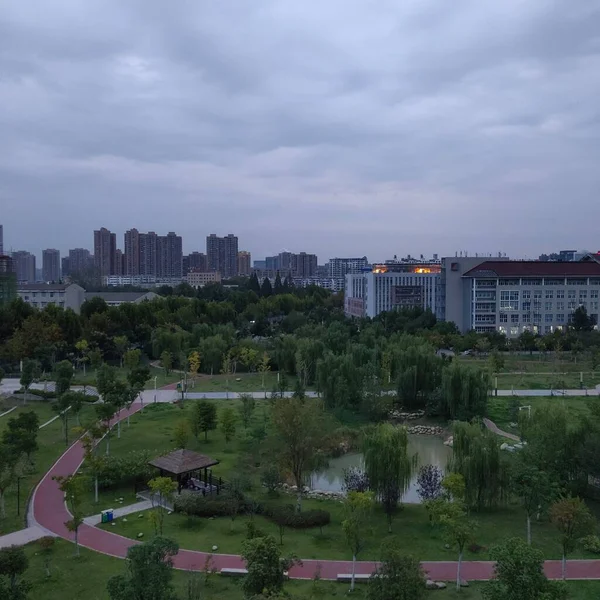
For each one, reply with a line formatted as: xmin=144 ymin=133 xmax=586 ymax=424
xmin=344 ymin=252 xmax=600 ymax=337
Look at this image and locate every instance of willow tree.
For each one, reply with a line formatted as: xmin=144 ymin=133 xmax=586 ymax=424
xmin=271 ymin=392 xmax=331 ymax=513
xmin=440 ymin=363 xmax=490 ymax=421
xmin=395 ymin=344 xmax=442 ymax=410
xmin=451 ymin=421 xmax=509 ymax=511
xmin=363 ymin=424 xmax=417 ymax=532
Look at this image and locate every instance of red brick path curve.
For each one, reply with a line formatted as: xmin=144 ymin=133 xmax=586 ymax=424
xmin=31 ymin=403 xmax=600 ymax=581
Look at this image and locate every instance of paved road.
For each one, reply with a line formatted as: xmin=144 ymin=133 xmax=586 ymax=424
xmin=27 ymin=400 xmax=600 ymax=581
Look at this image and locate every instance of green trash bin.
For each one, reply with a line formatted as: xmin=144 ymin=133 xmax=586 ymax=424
xmin=101 ymin=510 xmax=108 ymax=524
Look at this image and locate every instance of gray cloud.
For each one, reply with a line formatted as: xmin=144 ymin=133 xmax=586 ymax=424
xmin=1 ymin=0 xmax=600 ymax=261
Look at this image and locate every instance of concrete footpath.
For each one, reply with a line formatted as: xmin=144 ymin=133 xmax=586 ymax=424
xmin=0 ymin=525 xmax=51 ymax=549
xmin=83 ymin=500 xmax=153 ymax=526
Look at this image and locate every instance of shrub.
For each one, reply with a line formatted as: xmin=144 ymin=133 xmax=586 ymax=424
xmin=173 ymin=491 xmax=262 ymax=518
xmin=93 ymin=450 xmax=154 ymax=489
xmin=265 ymin=505 xmax=331 ymax=530
xmin=580 ymin=535 xmax=600 ymax=554
xmin=342 ymin=467 xmax=369 ymax=493
xmin=260 ymin=465 xmax=283 ymax=495
xmin=468 ymin=543 xmax=487 ymax=554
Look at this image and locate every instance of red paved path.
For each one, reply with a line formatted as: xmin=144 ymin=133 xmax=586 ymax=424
xmin=31 ymin=403 xmax=600 ymax=581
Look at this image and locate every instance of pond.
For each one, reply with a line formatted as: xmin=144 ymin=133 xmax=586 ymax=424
xmin=310 ymin=434 xmax=452 ymax=503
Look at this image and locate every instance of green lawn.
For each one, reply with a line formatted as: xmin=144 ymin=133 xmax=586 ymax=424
xmin=487 ymin=395 xmax=593 ymax=431
xmin=14 ymin=539 xmax=600 ymax=600
xmin=87 ymin=400 xmax=600 ymax=562
xmin=0 ymin=400 xmax=97 ymax=535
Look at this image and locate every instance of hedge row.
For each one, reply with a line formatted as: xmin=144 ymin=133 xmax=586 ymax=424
xmin=84 ymin=450 xmax=154 ymax=489
xmin=173 ymin=493 xmax=331 ymax=530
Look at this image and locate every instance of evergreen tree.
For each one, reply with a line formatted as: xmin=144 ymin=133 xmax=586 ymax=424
xmin=248 ymin=272 xmax=261 ymax=295
xmin=283 ymin=274 xmax=294 ymax=290
xmin=273 ymin=272 xmax=284 ymax=294
xmin=260 ymin=277 xmax=273 ymax=297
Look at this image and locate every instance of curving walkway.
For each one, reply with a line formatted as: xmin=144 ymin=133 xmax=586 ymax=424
xmin=29 ymin=402 xmax=600 ymax=581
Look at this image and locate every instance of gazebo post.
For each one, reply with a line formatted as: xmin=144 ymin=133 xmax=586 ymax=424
xmin=204 ymin=467 xmax=208 ymax=486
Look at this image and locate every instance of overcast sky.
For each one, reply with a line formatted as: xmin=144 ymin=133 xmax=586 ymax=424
xmin=1 ymin=1 xmax=600 ymax=263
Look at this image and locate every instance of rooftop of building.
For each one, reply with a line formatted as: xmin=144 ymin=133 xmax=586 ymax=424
xmin=85 ymin=291 xmax=158 ymax=302
xmin=18 ymin=282 xmax=81 ymax=291
xmin=463 ymin=260 xmax=600 ymax=278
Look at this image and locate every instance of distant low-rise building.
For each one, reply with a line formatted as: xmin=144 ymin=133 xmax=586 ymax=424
xmin=18 ymin=283 xmax=85 ymax=313
xmin=84 ymin=290 xmax=159 ymax=307
xmin=186 ymin=271 xmax=221 ymax=288
xmin=102 ymin=275 xmax=182 ymax=288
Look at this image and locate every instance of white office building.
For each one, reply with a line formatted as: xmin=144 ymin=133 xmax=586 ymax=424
xmin=345 ymin=262 xmax=440 ymax=318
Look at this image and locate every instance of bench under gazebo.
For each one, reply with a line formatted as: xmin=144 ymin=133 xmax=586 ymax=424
xmin=149 ymin=449 xmax=222 ymax=495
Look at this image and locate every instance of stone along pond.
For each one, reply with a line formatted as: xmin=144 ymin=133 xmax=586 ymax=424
xmin=310 ymin=434 xmax=452 ymax=503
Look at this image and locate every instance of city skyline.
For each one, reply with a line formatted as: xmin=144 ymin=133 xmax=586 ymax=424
xmin=2 ymin=2 xmax=600 ymax=260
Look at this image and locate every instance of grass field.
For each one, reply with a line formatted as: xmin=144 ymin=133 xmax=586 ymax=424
xmin=14 ymin=539 xmax=600 ymax=600
xmin=0 ymin=399 xmax=98 ymax=535
xmin=89 ymin=401 xmax=600 ymax=562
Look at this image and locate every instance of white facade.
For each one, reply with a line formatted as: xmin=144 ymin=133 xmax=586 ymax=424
xmin=466 ymin=275 xmax=600 ymax=337
xmin=345 ymin=270 xmax=440 ymax=318
xmin=186 ymin=271 xmax=221 ymax=288
xmin=103 ymin=275 xmax=183 ymax=288
xmin=18 ymin=283 xmax=85 ymax=313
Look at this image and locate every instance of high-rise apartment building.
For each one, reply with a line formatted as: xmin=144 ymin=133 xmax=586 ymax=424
xmin=124 ymin=228 xmax=141 ymax=275
xmin=12 ymin=251 xmax=36 ymax=283
xmin=157 ymin=232 xmax=183 ymax=278
xmin=328 ymin=257 xmax=369 ymax=278
xmin=68 ymin=248 xmax=92 ymax=276
xmin=292 ymin=252 xmax=318 ymax=278
xmin=94 ymin=227 xmax=116 ymax=277
xmin=0 ymin=255 xmax=16 ymax=306
xmin=114 ymin=249 xmax=125 ymax=276
xmin=0 ymin=224 xmax=3 ymax=254
xmin=237 ymin=251 xmax=251 ymax=276
xmin=42 ymin=249 xmax=60 ymax=282
xmin=183 ymin=252 xmax=208 ymax=274
xmin=139 ymin=232 xmax=158 ymax=276
xmin=62 ymin=257 xmax=70 ymax=277
xmin=206 ymin=234 xmax=238 ymax=278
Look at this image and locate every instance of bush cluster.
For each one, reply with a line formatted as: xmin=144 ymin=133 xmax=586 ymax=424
xmin=264 ymin=505 xmax=331 ymax=530
xmin=173 ymin=491 xmax=261 ymax=517
xmin=93 ymin=450 xmax=154 ymax=489
xmin=580 ymin=535 xmax=600 ymax=553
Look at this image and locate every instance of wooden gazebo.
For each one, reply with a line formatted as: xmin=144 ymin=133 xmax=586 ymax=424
xmin=149 ymin=449 xmax=220 ymax=494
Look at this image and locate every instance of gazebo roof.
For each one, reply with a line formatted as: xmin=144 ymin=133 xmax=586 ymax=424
xmin=148 ymin=449 xmax=219 ymax=475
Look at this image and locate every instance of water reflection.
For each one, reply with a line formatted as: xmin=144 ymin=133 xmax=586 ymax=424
xmin=310 ymin=434 xmax=452 ymax=503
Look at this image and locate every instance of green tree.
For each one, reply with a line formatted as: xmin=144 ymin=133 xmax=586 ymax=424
xmin=188 ymin=350 xmax=201 ymax=388
xmin=395 ymin=344 xmax=442 ymax=410
xmin=367 ymin=546 xmax=425 ymax=600
xmin=123 ymin=348 xmax=141 ymax=372
xmin=160 ymin=350 xmax=173 ymax=376
xmin=342 ymin=491 xmax=374 ymax=591
xmin=81 ymin=424 xmax=106 ymax=503
xmin=192 ymin=400 xmax=218 ymax=442
xmin=238 ymin=393 xmax=256 ymax=429
xmin=220 ymin=352 xmax=233 ymax=399
xmin=126 ymin=365 xmax=150 ymax=419
xmin=512 ymin=460 xmax=559 ymax=544
xmin=89 ymin=348 xmax=103 ymax=373
xmin=53 ymin=360 xmax=74 ymax=396
xmin=0 ymin=545 xmax=31 ymax=600
xmin=483 ymin=537 xmax=568 ymax=600
xmin=107 ymin=537 xmax=179 ymax=600
xmin=113 ymin=335 xmax=129 ymax=368
xmin=2 ymin=412 xmax=39 ymax=465
xmin=363 ymin=424 xmax=417 ymax=532
xmin=451 ymin=421 xmax=509 ymax=511
xmin=148 ymin=477 xmax=178 ymax=536
xmin=20 ymin=359 xmax=40 ymax=405
xmin=0 ymin=443 xmax=23 ymax=519
xmin=550 ymin=496 xmax=595 ymax=580
xmin=260 ymin=277 xmax=273 ymax=297
xmin=54 ymin=474 xmax=87 ymax=556
xmin=38 ymin=536 xmax=55 ymax=578
xmin=271 ymin=395 xmax=330 ymax=513
xmin=439 ymin=501 xmax=477 ymax=591
xmin=52 ymin=391 xmax=73 ymax=447
xmin=440 ymin=362 xmax=489 ymax=420
xmin=241 ymin=535 xmax=296 ymax=598
xmin=273 ymin=272 xmax=284 ymax=294
xmin=75 ymin=339 xmax=90 ymax=376
xmin=572 ymin=306 xmax=593 ymax=332
xmin=220 ymin=407 xmax=237 ymax=443
xmin=173 ymin=421 xmax=190 ymax=449
xmin=95 ymin=402 xmax=117 ymax=456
